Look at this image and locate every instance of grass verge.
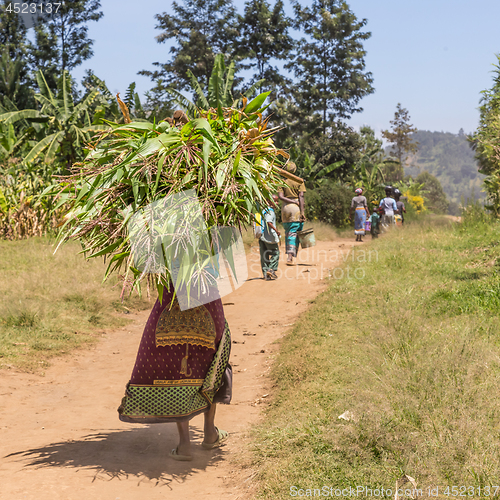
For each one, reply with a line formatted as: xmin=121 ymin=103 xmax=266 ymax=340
xmin=0 ymin=237 xmax=151 ymax=372
xmin=251 ymin=216 xmax=500 ymax=497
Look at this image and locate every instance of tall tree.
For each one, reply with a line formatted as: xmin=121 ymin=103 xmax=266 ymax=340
xmin=0 ymin=0 xmax=28 ymax=58
xmin=27 ymin=24 xmax=59 ymax=91
xmin=30 ymin=0 xmax=103 ymax=74
xmin=0 ymin=49 xmax=33 ymax=109
xmin=0 ymin=1 xmax=33 ymax=108
xmin=469 ymin=55 xmax=500 ymax=214
xmin=382 ymin=103 xmax=419 ymax=171
xmin=236 ymin=0 xmax=293 ymax=91
xmin=286 ymin=0 xmax=374 ymax=134
xmin=141 ymin=0 xmax=239 ymax=92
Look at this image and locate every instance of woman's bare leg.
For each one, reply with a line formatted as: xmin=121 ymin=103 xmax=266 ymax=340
xmin=175 ymin=420 xmax=192 ymax=456
xmin=203 ymin=403 xmax=219 ymax=445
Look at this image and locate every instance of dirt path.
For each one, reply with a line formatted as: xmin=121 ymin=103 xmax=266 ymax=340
xmin=0 ymin=238 xmax=359 ymax=500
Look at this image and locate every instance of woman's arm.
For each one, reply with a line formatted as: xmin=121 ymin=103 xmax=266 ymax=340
xmin=278 ymin=191 xmax=299 ymax=205
xmin=298 ymin=191 xmax=306 ymax=221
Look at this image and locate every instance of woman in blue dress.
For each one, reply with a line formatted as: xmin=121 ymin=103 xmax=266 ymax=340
xmin=350 ymin=188 xmax=370 ymax=242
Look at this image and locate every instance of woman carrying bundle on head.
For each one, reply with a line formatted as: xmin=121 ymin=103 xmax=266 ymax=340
xmin=278 ymin=162 xmax=306 ymax=265
xmin=350 ymin=188 xmax=370 ymax=242
xmin=55 ymin=86 xmax=287 ymax=463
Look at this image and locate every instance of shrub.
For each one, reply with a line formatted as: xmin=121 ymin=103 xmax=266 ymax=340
xmin=460 ymin=198 xmax=492 ymax=229
xmin=305 ymin=182 xmax=352 ymax=228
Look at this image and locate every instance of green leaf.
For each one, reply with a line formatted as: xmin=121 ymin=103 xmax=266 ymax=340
xmin=88 ymin=240 xmax=123 ymax=258
xmin=24 ymin=131 xmax=63 ymax=163
xmin=244 ymin=91 xmax=271 ymax=114
xmin=0 ymin=187 xmax=8 ymax=213
xmin=232 ymin=150 xmax=241 ymax=176
xmin=0 ymin=109 xmax=47 ymax=125
xmin=203 ymin=137 xmax=211 ymax=179
xmin=153 ymin=154 xmax=166 ymax=196
xmin=187 ymin=69 xmax=210 ymax=109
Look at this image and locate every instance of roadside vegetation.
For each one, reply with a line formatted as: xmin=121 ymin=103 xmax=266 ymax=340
xmin=251 ymin=209 xmax=500 ymax=497
xmin=0 ymin=238 xmax=150 ymax=372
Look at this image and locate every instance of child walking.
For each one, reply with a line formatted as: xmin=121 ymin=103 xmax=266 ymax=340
xmin=259 ymin=195 xmax=281 ymax=280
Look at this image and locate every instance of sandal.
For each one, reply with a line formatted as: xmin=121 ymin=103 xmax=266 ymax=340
xmin=170 ymin=447 xmax=193 ymax=461
xmin=201 ymin=427 xmax=229 ymax=449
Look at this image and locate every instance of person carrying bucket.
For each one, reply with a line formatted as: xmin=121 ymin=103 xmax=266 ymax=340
xmin=278 ymin=162 xmax=306 ymax=266
xmin=350 ymin=188 xmax=370 ymax=242
xmin=259 ymin=195 xmax=281 ymax=280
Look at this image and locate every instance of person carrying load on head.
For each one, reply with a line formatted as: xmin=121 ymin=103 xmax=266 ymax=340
xmin=278 ymin=162 xmax=306 ymax=266
xmin=350 ymin=187 xmax=370 ymax=242
xmin=379 ymin=186 xmax=398 ymax=228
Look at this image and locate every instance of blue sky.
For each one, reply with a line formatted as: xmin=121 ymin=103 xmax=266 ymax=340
xmin=69 ymin=0 xmax=500 ymax=136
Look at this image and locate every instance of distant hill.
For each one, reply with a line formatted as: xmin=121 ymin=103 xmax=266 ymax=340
xmin=400 ymin=130 xmax=485 ymax=205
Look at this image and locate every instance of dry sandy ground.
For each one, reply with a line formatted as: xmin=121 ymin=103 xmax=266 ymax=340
xmin=0 ymin=238 xmax=362 ymax=500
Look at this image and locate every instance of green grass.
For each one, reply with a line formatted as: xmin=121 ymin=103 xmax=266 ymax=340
xmin=0 ymin=237 xmax=151 ymax=371
xmin=251 ymin=215 xmax=500 ymax=497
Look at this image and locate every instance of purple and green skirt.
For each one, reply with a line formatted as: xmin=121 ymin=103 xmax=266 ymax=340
xmin=118 ymin=289 xmax=232 ymax=424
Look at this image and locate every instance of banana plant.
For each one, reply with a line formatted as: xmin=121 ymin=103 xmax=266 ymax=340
xmin=0 ymin=70 xmax=106 ymax=172
xmin=351 ymin=160 xmax=386 ymax=206
xmin=287 ymin=146 xmax=345 ymax=188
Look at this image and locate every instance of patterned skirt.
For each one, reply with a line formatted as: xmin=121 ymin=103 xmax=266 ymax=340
xmin=354 ymin=207 xmax=366 ymax=235
xmin=118 ymin=290 xmax=232 ymax=424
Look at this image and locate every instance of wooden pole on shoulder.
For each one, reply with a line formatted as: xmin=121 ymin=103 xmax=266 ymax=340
xmin=272 ymin=165 xmax=304 ymax=184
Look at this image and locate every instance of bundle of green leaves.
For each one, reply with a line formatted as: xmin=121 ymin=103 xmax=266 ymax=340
xmin=55 ymin=92 xmax=287 ymax=299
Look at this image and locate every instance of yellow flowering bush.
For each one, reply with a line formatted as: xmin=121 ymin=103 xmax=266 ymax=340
xmin=404 ymin=191 xmax=426 ymax=213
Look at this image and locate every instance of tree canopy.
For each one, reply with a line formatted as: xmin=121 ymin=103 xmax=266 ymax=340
xmin=287 ymin=0 xmax=374 ymax=132
xmin=382 ymin=103 xmax=419 ymax=167
xmin=469 ymin=54 xmax=500 ymax=214
xmin=141 ymin=0 xmax=239 ymax=92
xmin=236 ymin=0 xmax=293 ymax=91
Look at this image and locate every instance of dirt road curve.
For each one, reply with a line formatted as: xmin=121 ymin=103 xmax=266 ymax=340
xmin=0 ymin=239 xmax=357 ymax=500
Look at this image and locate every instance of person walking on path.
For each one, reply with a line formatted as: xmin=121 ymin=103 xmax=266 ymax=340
xmin=278 ymin=162 xmax=306 ymax=265
xmin=350 ymin=188 xmax=370 ymax=242
xmin=369 ymin=207 xmax=382 ymax=238
xmin=379 ymin=186 xmax=398 ymax=228
xmin=394 ymin=189 xmax=406 ymax=225
xmin=259 ymin=195 xmax=281 ymax=280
